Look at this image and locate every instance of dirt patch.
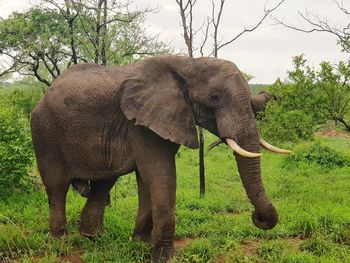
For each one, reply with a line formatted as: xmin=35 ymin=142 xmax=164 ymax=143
xmin=174 ymin=237 xmax=198 ymax=250
xmin=317 ymin=129 xmax=350 ymax=138
xmin=284 ymin=237 xmax=304 ymax=251
xmin=240 ymin=239 xmax=260 ymax=257
xmin=59 ymin=255 xmax=85 ymax=263
xmin=212 ymin=255 xmax=226 ymax=263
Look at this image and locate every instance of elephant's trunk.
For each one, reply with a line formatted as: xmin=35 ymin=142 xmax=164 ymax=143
xmin=234 ymin=121 xmax=278 ymax=230
xmin=235 ymin=153 xmax=278 ymax=230
xmin=217 ymin=107 xmax=278 ymax=230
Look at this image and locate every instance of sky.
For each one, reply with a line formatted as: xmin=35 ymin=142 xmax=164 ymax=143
xmin=0 ymin=0 xmax=349 ymax=83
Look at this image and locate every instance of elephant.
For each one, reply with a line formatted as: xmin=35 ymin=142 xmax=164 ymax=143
xmin=251 ymin=91 xmax=272 ymax=118
xmin=30 ymin=55 xmax=288 ymax=261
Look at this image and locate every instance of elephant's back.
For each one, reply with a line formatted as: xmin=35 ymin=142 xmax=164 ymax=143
xmin=39 ymin=63 xmax=128 ymax=137
xmin=31 ymin=63 xmax=135 ymax=178
xmin=44 ymin=64 xmax=120 ymax=112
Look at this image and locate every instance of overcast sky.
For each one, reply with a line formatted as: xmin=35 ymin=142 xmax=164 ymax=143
xmin=0 ymin=0 xmax=349 ymax=83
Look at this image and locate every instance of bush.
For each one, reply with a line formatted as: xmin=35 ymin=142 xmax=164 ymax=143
xmin=259 ymin=102 xmax=316 ymax=143
xmin=0 ymin=97 xmax=34 ymax=198
xmin=284 ymin=141 xmax=349 ymax=168
xmin=257 ymin=55 xmax=346 ymax=143
xmin=7 ymin=89 xmax=42 ymax=119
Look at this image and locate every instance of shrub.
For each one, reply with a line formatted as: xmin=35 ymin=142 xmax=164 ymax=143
xmin=284 ymin=141 xmax=349 ymax=168
xmin=259 ymin=102 xmax=316 ymax=143
xmin=257 ymin=55 xmax=350 ymax=142
xmin=0 ymin=97 xmax=34 ymax=198
xmin=7 ymin=89 xmax=41 ymax=119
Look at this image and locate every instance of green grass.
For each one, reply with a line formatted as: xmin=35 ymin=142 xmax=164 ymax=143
xmin=1 ymin=132 xmax=350 ymax=262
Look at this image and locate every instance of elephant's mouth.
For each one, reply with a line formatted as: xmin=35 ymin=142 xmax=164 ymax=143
xmin=225 ymin=138 xmax=291 ymax=157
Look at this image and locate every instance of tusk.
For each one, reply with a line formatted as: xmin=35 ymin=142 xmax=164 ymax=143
xmin=226 ymin=139 xmax=262 ymax=158
xmin=259 ymin=138 xmax=291 ymax=154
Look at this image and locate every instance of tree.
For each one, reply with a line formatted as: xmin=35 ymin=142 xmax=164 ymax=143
xmin=175 ymin=0 xmax=286 ymax=197
xmin=260 ymin=1 xmax=350 ymax=132
xmin=317 ymin=60 xmax=350 ymax=130
xmin=0 ymin=9 xmax=69 ymax=86
xmin=259 ymin=55 xmax=350 ymax=142
xmin=44 ymin=0 xmax=168 ymax=65
xmin=0 ymin=1 xmax=170 ymax=86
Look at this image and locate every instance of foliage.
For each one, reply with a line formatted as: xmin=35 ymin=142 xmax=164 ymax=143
xmin=259 ymin=55 xmax=350 ymax=142
xmin=316 ymin=60 xmax=350 ymax=130
xmin=0 ymin=95 xmax=34 ymax=198
xmin=7 ymin=89 xmax=42 ymax=119
xmin=284 ymin=141 xmax=349 ymax=169
xmin=0 ymin=1 xmax=170 ymax=86
xmin=259 ymin=103 xmax=316 ymax=142
xmin=0 ymin=8 xmax=70 ymax=86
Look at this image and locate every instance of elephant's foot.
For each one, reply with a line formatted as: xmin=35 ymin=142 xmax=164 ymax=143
xmin=132 ymin=221 xmax=153 ymax=244
xmin=50 ymin=225 xmax=67 ymax=237
xmin=49 ymin=216 xmax=67 ymax=237
xmin=79 ymin=207 xmax=105 ymax=237
xmin=151 ymin=242 xmax=175 ymax=262
xmin=132 ymin=231 xmax=153 ymax=244
xmin=79 ymin=219 xmax=105 ymax=238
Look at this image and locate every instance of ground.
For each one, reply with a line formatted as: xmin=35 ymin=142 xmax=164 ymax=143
xmin=1 ymin=131 xmax=350 ymax=262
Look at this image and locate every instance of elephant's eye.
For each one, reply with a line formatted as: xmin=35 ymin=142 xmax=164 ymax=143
xmin=210 ymin=94 xmax=219 ymax=103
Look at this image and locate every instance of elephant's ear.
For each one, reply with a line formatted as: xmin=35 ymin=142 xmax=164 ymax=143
xmin=121 ymin=69 xmax=199 ymax=149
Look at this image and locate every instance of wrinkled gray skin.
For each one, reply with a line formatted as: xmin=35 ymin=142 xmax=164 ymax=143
xmin=31 ymin=56 xmax=278 ymax=261
xmin=209 ymin=91 xmax=272 ymax=150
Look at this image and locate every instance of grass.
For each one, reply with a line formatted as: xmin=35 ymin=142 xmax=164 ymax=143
xmin=1 ymin=132 xmax=350 ymax=262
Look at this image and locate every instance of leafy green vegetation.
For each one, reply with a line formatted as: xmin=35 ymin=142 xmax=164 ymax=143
xmin=0 ymin=1 xmax=170 ymax=86
xmin=285 ymin=140 xmax=350 ymax=168
xmin=0 ymin=89 xmax=36 ymax=197
xmin=259 ymin=55 xmax=350 ymax=142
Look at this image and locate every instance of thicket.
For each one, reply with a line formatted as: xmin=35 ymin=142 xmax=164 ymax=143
xmin=284 ymin=141 xmax=350 ymax=169
xmin=0 ymin=88 xmax=40 ymax=198
xmin=259 ymin=55 xmax=350 ymax=142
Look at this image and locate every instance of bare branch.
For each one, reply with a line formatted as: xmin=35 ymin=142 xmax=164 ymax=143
xmin=29 ymin=55 xmax=52 ymax=86
xmin=200 ymin=17 xmax=211 ymax=57
xmin=333 ymin=0 xmax=350 ymax=16
xmin=216 ymin=0 xmax=286 ymax=52
xmin=274 ymin=0 xmax=350 ymax=52
xmin=176 ymin=0 xmax=196 ymax=57
xmin=0 ymin=60 xmax=18 ymax=78
xmin=211 ymin=0 xmax=225 ymax=57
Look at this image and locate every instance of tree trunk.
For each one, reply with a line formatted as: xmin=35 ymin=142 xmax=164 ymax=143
xmin=199 ymin=127 xmax=205 ymax=197
xmin=101 ymin=0 xmax=107 ymax=66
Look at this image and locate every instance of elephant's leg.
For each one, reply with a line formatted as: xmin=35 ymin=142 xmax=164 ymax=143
xmin=133 ymin=128 xmax=179 ymax=261
xmin=46 ymin=184 xmax=70 ymax=237
xmin=79 ymin=177 xmax=117 ymax=237
xmin=35 ymin=151 xmax=70 ymax=237
xmin=132 ymin=169 xmax=153 ymax=243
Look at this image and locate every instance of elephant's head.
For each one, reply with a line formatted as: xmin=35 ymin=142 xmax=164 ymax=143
xmin=121 ymin=55 xmax=284 ymax=230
